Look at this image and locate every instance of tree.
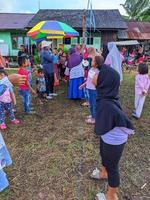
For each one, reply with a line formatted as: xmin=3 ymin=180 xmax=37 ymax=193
xmin=121 ymin=0 xmax=150 ymax=21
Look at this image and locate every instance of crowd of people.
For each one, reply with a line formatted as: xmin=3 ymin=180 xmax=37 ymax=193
xmin=0 ymin=41 xmax=150 ymax=199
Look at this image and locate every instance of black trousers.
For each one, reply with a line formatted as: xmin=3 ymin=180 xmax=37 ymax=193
xmin=45 ymin=73 xmax=54 ymax=95
xmin=100 ymin=138 xmax=125 ymax=187
xmin=60 ymin=66 xmax=65 ymax=79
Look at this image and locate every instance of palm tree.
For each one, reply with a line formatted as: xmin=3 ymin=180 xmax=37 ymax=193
xmin=121 ymin=0 xmax=150 ymax=21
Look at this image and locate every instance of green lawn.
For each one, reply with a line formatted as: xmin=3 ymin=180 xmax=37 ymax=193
xmin=0 ymin=72 xmax=149 ymax=200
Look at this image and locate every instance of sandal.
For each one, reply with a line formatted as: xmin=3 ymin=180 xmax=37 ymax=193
xmin=95 ymin=193 xmax=106 ymax=200
xmin=90 ymin=168 xmax=108 ymax=180
xmin=81 ymin=102 xmax=89 ymax=106
xmin=85 ymin=118 xmax=95 ymax=124
xmin=86 ymin=115 xmax=92 ymax=119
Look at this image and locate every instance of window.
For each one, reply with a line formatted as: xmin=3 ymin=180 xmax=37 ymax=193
xmin=18 ymin=37 xmax=23 ymax=47
xmin=11 ymin=35 xmax=18 ymax=49
xmin=87 ymin=37 xmax=93 ymax=45
xmin=24 ymin=37 xmax=30 ymax=46
xmin=71 ymin=37 xmax=78 ymax=45
xmin=11 ymin=34 xmax=30 ymax=49
xmin=64 ymin=38 xmax=71 ymax=45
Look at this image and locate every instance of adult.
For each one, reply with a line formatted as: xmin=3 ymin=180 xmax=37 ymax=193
xmin=102 ymin=44 xmax=109 ymax=61
xmin=18 ymin=44 xmax=26 ymax=66
xmin=91 ymin=56 xmax=134 ymax=200
xmin=0 ymin=53 xmax=6 ymax=68
xmin=67 ymin=48 xmax=84 ymax=99
xmin=40 ymin=41 xmax=57 ymax=99
xmin=105 ymin=42 xmax=124 ymax=82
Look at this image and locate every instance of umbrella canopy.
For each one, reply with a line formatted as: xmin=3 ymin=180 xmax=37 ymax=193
xmin=27 ymin=20 xmax=79 ymax=41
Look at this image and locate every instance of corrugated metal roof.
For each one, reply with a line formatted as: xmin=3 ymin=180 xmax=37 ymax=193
xmin=115 ymin=40 xmax=139 ymax=46
xmin=118 ymin=21 xmax=150 ymax=40
xmin=127 ymin=21 xmax=150 ymax=33
xmin=0 ymin=13 xmax=35 ymax=30
xmin=27 ymin=9 xmax=127 ymax=30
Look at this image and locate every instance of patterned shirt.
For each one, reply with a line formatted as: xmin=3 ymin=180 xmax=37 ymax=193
xmin=36 ymin=77 xmax=46 ymax=92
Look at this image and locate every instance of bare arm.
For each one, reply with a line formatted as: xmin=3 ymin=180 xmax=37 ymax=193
xmin=8 ymin=74 xmax=26 ymax=86
xmin=92 ymin=74 xmax=98 ymax=86
xmin=27 ymin=81 xmax=36 ymax=94
xmin=10 ymin=92 xmax=16 ymax=105
xmin=79 ymin=82 xmax=87 ymax=90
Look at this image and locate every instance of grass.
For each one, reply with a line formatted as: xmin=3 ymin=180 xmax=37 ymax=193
xmin=0 ymin=71 xmax=150 ymax=200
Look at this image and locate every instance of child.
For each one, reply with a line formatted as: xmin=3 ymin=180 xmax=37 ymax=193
xmin=91 ymin=56 xmax=134 ymax=200
xmin=53 ymin=49 xmax=59 ymax=87
xmin=59 ymin=52 xmax=67 ymax=80
xmin=132 ymin=63 xmax=150 ymax=119
xmin=18 ymin=56 xmax=36 ymax=114
xmin=79 ymin=56 xmax=102 ymax=124
xmin=36 ymin=69 xmax=47 ymax=103
xmin=0 ymin=69 xmax=20 ymax=130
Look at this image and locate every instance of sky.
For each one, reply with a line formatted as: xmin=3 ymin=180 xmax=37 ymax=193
xmin=0 ymin=0 xmax=127 ymax=15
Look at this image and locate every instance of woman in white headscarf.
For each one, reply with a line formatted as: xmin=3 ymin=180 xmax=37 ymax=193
xmin=105 ymin=42 xmax=124 ymax=82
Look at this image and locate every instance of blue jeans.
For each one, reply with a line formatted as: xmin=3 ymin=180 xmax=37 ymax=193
xmin=88 ymin=89 xmax=97 ymax=119
xmin=83 ymin=87 xmax=89 ymax=102
xmin=19 ymin=89 xmax=31 ymax=113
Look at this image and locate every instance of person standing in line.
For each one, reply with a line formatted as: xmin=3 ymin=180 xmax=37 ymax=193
xmin=67 ymin=48 xmax=84 ymax=99
xmin=132 ymin=63 xmax=150 ymax=119
xmin=91 ymin=56 xmax=134 ymax=200
xmin=105 ymin=42 xmax=124 ymax=82
xmin=18 ymin=56 xmax=36 ymax=114
xmin=0 ymin=69 xmax=20 ymax=130
xmin=40 ymin=41 xmax=57 ymax=99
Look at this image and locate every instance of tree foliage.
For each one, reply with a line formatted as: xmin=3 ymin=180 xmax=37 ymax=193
xmin=121 ymin=0 xmax=150 ymax=21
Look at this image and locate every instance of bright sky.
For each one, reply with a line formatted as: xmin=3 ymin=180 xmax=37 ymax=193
xmin=0 ymin=0 xmax=127 ymax=15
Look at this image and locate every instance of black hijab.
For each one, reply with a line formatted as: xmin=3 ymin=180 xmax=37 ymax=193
xmin=95 ymin=64 xmax=133 ymax=136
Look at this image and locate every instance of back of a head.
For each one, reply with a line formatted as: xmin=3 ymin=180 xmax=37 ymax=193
xmin=97 ymin=65 xmax=120 ymax=100
xmin=19 ymin=55 xmax=28 ymax=67
xmin=88 ymin=47 xmax=96 ymax=56
xmin=138 ymin=63 xmax=148 ymax=75
xmin=95 ymin=55 xmax=104 ymax=69
xmin=107 ymin=42 xmax=117 ymax=52
xmin=38 ymin=68 xmax=44 ymax=74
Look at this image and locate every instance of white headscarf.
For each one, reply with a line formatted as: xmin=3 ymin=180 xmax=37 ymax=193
xmin=106 ymin=42 xmax=123 ymax=81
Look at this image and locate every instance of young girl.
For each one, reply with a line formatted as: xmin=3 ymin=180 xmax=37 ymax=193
xmin=132 ymin=63 xmax=150 ymax=119
xmin=91 ymin=56 xmax=134 ymax=200
xmin=0 ymin=69 xmax=20 ymax=130
xmin=79 ymin=56 xmax=103 ymax=124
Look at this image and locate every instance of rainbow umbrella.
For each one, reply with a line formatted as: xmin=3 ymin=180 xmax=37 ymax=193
xmin=27 ymin=20 xmax=79 ymax=41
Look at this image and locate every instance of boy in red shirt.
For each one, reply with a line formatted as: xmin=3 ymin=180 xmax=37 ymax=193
xmin=18 ymin=56 xmax=35 ymax=114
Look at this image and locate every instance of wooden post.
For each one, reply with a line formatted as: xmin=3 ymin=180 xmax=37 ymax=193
xmin=82 ymin=9 xmax=86 ymax=49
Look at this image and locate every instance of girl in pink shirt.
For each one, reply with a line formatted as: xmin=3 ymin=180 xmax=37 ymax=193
xmin=132 ymin=63 xmax=150 ymax=119
xmin=0 ymin=69 xmax=20 ymax=130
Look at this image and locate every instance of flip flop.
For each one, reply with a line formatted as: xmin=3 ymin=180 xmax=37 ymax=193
xmin=95 ymin=193 xmax=106 ymax=200
xmin=90 ymin=168 xmax=107 ymax=180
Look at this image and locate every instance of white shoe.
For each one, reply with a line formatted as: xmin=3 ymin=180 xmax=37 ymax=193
xmin=46 ymin=95 xmax=53 ymax=100
xmin=49 ymin=93 xmax=58 ymax=97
